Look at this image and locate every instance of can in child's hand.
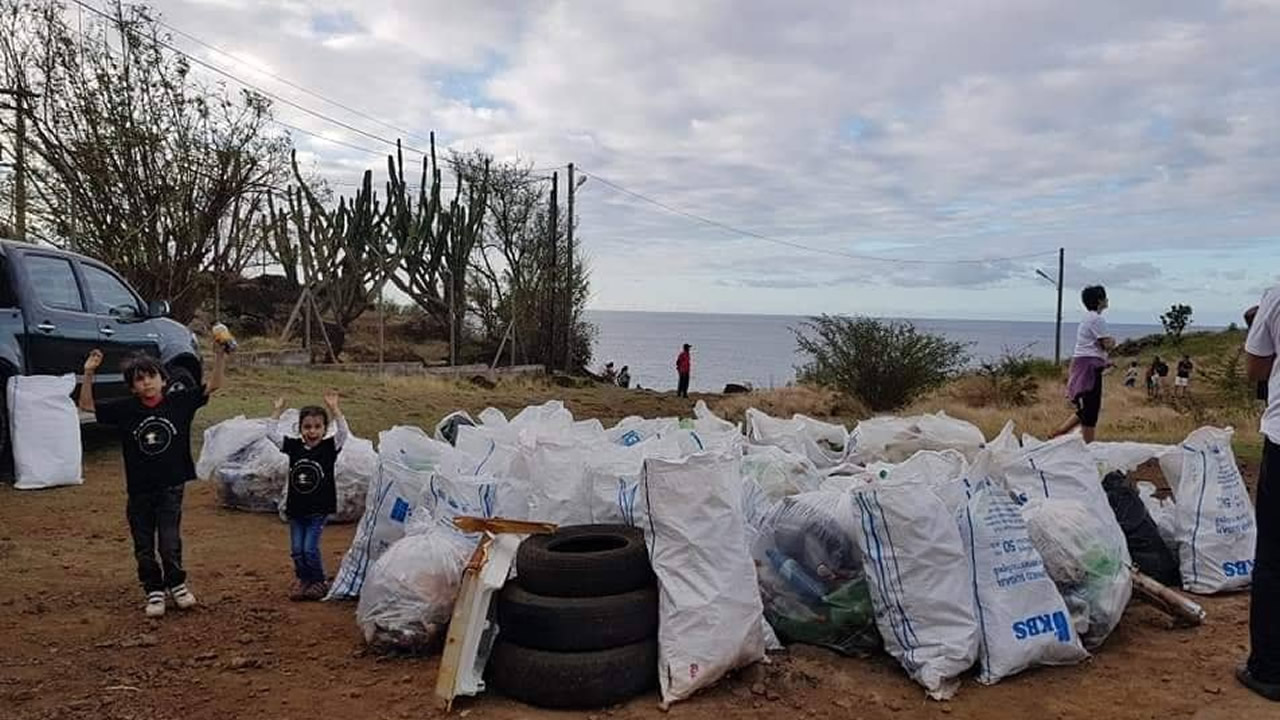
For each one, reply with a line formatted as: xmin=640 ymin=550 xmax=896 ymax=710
xmin=211 ymin=323 xmax=238 ymax=352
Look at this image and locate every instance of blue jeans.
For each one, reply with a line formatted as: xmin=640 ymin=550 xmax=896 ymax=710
xmin=289 ymin=514 xmax=327 ymax=584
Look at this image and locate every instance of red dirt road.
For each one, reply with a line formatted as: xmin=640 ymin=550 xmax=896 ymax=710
xmin=0 ymin=439 xmax=1274 ymax=720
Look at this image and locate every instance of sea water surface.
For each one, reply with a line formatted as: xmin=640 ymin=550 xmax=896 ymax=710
xmin=585 ymin=310 xmax=1164 ymax=393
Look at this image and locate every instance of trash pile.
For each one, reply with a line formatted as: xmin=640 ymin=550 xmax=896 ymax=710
xmin=196 ymin=412 xmax=375 ymax=523
xmin=206 ymin=399 xmax=1256 ymax=706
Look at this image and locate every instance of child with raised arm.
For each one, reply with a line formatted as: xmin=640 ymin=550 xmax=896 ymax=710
xmin=269 ymin=391 xmax=348 ymax=601
xmin=80 ymin=346 xmax=227 ymax=618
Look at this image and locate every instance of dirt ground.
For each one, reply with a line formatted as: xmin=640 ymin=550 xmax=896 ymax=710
xmin=1 ymin=378 xmax=1276 ymax=719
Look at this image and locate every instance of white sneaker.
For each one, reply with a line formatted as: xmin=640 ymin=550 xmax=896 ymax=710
xmin=169 ymin=584 xmax=198 ymax=611
xmin=144 ymin=592 xmax=166 ymax=618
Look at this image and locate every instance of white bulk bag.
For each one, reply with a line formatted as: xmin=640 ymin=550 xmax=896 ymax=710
xmin=958 ymin=482 xmax=1088 ymax=684
xmin=868 ymin=449 xmax=969 ymax=488
xmin=849 ymin=412 xmax=985 ymax=465
xmin=196 ymin=415 xmax=273 ymax=481
xmin=643 ymin=447 xmax=766 ymax=707
xmin=328 ymin=459 xmax=433 ymax=599
xmin=999 ymin=435 xmax=1131 ymax=647
xmin=1176 ymin=427 xmax=1256 ymax=594
xmin=693 ymin=400 xmax=739 ymax=434
xmin=8 ymin=374 xmax=82 ymax=490
xmin=509 ymin=436 xmax=591 ymax=525
xmin=745 ymin=408 xmax=847 ymax=469
xmin=851 ymin=481 xmax=979 ymax=699
xmin=1088 ymin=441 xmax=1177 ymax=477
xmin=742 ymin=444 xmax=823 ymax=500
xmin=606 ymin=415 xmax=680 ymax=447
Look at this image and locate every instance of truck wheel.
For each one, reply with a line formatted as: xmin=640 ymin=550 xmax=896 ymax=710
xmin=516 ymin=525 xmax=653 ymax=598
xmin=165 ymin=362 xmax=197 ymax=394
xmin=497 ymin=582 xmax=658 ymax=652
xmin=487 ymin=639 xmax=658 ymax=709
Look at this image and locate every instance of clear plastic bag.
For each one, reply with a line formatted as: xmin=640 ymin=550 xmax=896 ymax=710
xmin=354 ymin=528 xmax=476 ymax=655
xmin=1021 ymin=498 xmax=1131 ymax=649
xmin=752 ymin=491 xmax=880 ymax=656
xmin=197 ymin=416 xmax=272 ymax=481
xmin=742 ymin=445 xmax=823 ymax=500
xmin=214 ymin=437 xmax=287 ymax=513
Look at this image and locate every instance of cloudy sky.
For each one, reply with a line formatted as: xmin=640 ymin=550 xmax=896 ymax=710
xmin=156 ymin=0 xmax=1280 ymax=325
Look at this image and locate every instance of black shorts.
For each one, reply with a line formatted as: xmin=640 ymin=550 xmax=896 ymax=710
xmin=1073 ymin=367 xmax=1104 ymax=427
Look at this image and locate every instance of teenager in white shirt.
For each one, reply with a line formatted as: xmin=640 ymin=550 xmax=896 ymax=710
xmin=1052 ymin=285 xmax=1115 ymax=443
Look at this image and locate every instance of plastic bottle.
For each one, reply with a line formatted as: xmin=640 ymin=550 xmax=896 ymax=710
xmin=765 ymin=547 xmax=827 ymax=603
xmin=211 ymin=323 xmax=238 ymax=353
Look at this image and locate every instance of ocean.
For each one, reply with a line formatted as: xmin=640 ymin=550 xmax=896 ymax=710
xmin=585 ymin=310 xmax=1164 ymax=393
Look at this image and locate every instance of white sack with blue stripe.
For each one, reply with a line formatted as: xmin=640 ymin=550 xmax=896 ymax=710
xmin=999 ymin=434 xmax=1132 ymax=648
xmin=643 ymin=444 xmax=766 ymax=707
xmin=852 ymin=482 xmax=979 ymax=700
xmin=957 ymin=481 xmax=1088 ymax=684
xmin=328 ymin=428 xmax=471 ymax=600
xmin=1175 ymin=427 xmax=1256 ymax=594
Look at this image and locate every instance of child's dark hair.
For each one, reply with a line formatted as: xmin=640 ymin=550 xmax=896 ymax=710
xmin=298 ymin=405 xmax=330 ymax=428
xmin=1081 ymin=285 xmax=1107 ymax=312
xmin=122 ymin=354 xmax=165 ymax=386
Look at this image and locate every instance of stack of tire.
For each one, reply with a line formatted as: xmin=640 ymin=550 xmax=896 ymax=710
xmin=488 ymin=524 xmax=659 ymax=709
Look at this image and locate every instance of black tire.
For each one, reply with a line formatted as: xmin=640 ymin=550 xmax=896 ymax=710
xmin=164 ymin=361 xmax=198 ymax=395
xmin=488 ymin=639 xmax=658 ymax=709
xmin=498 ymin=582 xmax=658 ymax=652
xmin=516 ymin=524 xmax=652 ymax=598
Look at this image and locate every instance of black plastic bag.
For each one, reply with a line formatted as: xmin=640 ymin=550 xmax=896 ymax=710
xmin=1103 ymin=472 xmax=1180 ymax=587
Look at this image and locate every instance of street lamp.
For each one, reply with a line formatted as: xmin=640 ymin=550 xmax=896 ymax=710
xmin=1035 ymin=248 xmax=1066 ymax=366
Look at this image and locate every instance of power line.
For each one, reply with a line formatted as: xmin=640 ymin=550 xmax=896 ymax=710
xmin=581 ymin=170 xmax=1058 ymax=266
xmin=70 ymin=0 xmax=431 ymax=157
xmin=155 ymin=17 xmax=437 ymax=150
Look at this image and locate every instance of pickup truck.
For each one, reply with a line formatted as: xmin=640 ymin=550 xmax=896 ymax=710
xmin=1 ymin=240 xmax=204 ymax=474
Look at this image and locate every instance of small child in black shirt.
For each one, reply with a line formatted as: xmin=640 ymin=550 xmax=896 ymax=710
xmin=80 ymin=346 xmax=226 ymax=618
xmin=269 ymin=391 xmax=348 ymax=601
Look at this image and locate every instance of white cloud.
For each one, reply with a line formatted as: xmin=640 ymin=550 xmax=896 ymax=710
xmin=159 ymin=0 xmax=1280 ymax=323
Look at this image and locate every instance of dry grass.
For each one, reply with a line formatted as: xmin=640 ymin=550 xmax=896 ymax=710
xmin=206 ymin=326 xmax=1263 ymax=463
xmin=906 ymin=372 xmax=1264 ymax=462
xmin=710 ymin=385 xmax=868 ymax=426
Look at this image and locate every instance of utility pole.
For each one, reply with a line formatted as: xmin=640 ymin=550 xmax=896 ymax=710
xmin=1055 ymin=247 xmax=1065 ymax=366
xmin=0 ymin=89 xmax=35 ymax=242
xmin=547 ymin=171 xmax=559 ymax=372
xmin=565 ymin=162 xmax=575 ymax=371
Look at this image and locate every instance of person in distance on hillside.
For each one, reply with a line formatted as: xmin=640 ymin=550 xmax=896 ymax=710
xmin=617 ymin=365 xmax=631 ymax=389
xmin=602 ymin=362 xmax=617 ymax=383
xmin=1051 ymin=285 xmax=1114 ymax=444
xmin=1175 ymin=355 xmax=1194 ymax=398
xmin=80 ymin=344 xmax=227 ymax=618
xmin=676 ymin=344 xmax=692 ymax=399
xmin=1124 ymin=361 xmax=1139 ymax=389
xmin=1239 ymin=289 xmax=1280 ymax=702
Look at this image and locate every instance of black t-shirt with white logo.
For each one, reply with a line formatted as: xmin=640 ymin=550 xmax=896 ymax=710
xmin=281 ymin=437 xmax=339 ymax=518
xmin=96 ymin=387 xmax=208 ymax=495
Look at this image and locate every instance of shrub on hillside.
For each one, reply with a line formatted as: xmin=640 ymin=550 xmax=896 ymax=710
xmin=793 ymin=315 xmax=970 ymax=412
xmin=975 ymin=348 xmax=1044 ymax=407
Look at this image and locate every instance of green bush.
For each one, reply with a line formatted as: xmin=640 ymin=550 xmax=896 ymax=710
xmin=977 ymin=348 xmax=1046 ymax=407
xmin=793 ymin=315 xmax=970 ymax=412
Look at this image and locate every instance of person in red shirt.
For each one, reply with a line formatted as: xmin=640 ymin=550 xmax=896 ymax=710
xmin=676 ymin=344 xmax=692 ymax=398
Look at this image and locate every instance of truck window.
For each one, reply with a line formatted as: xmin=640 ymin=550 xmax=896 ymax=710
xmin=25 ymin=255 xmax=85 ymax=312
xmin=0 ymin=255 xmax=16 ymax=308
xmin=82 ymin=263 xmax=142 ymax=317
